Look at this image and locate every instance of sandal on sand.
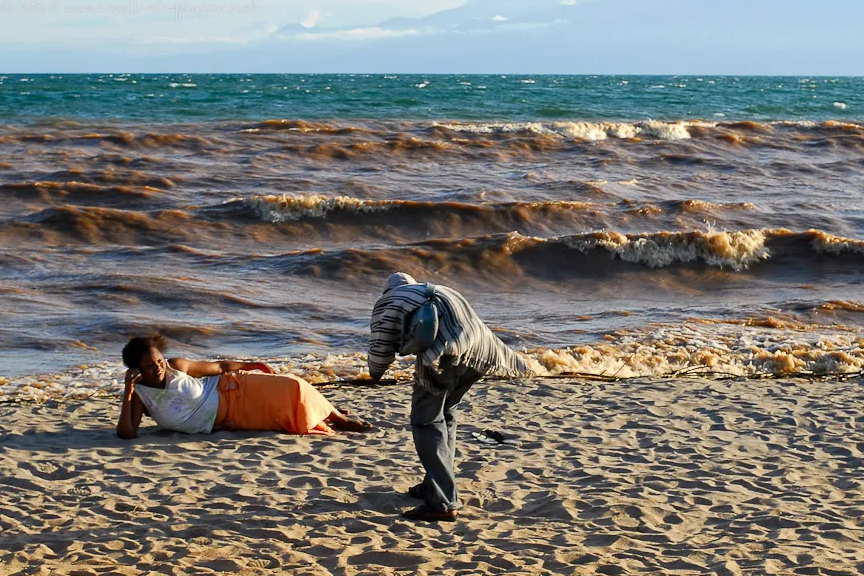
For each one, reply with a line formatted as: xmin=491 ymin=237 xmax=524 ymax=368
xmin=401 ymin=505 xmax=458 ymax=523
xmin=472 ymin=429 xmax=517 ymax=446
xmin=407 ymin=483 xmax=427 ymax=500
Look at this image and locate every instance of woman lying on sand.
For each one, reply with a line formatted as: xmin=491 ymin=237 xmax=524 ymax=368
xmin=117 ymin=334 xmax=372 ymax=439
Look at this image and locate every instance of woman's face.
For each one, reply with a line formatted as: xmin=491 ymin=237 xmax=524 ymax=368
xmin=138 ymin=347 xmax=167 ymax=386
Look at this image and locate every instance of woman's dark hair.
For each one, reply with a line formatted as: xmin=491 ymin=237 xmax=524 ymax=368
xmin=122 ymin=333 xmax=168 ymax=369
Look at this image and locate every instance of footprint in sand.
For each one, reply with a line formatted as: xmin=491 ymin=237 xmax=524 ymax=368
xmin=19 ymin=461 xmax=77 ymax=481
xmin=200 ymin=559 xmax=244 ymax=572
xmin=244 ymin=556 xmax=281 ymax=569
xmin=347 ymin=551 xmax=429 ymax=568
xmin=65 ymin=485 xmax=92 ymax=497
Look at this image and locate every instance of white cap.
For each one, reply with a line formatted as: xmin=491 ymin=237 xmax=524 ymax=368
xmin=383 ymin=272 xmax=418 ymax=293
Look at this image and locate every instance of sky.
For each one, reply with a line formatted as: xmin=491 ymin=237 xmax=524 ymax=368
xmin=1 ymin=0 xmax=863 ymax=74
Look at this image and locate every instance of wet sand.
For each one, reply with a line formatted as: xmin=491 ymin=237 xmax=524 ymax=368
xmin=1 ymin=375 xmax=863 ymax=575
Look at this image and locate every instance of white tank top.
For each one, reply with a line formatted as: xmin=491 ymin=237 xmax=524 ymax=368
xmin=134 ymin=368 xmax=220 ymax=434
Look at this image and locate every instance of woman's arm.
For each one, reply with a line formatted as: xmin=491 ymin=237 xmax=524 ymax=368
xmin=168 ymin=358 xmax=276 ymax=378
xmin=117 ymin=370 xmax=146 ymax=439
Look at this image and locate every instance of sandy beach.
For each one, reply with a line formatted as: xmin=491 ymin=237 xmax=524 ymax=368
xmin=1 ymin=374 xmax=863 ymax=575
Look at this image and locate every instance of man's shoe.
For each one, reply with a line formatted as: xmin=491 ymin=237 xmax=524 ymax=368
xmin=401 ymin=505 xmax=458 ymax=522
xmin=407 ymin=483 xmax=427 ymax=500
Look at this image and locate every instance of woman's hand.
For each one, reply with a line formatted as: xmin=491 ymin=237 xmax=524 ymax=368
xmin=244 ymin=362 xmax=276 ymax=374
xmin=171 ymin=358 xmax=277 ymax=377
xmin=124 ymin=369 xmax=140 ymax=396
xmin=118 ymin=369 xmax=144 ymax=439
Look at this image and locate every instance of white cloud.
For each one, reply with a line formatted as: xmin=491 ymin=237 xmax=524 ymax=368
xmin=560 ymin=0 xmax=577 ymax=4
xmin=497 ymin=19 xmax=569 ymax=32
xmin=450 ymin=18 xmax=569 ymax=36
xmin=140 ymin=36 xmax=249 ymax=45
xmin=492 ymin=15 xmax=508 ymax=22
xmin=301 ymin=9 xmax=323 ymax=28
xmin=133 ymin=21 xmax=279 ymax=49
xmin=295 ymin=26 xmax=421 ymax=42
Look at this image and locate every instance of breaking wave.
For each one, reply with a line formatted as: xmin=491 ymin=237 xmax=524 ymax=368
xmin=258 ymin=229 xmax=864 ymax=280
xmin=432 ymin=120 xmax=707 ymax=141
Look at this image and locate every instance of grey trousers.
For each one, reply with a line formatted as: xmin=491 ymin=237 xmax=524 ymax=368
xmin=410 ymin=364 xmax=485 ymax=512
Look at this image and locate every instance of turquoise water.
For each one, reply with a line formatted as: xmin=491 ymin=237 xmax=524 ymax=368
xmin=1 ymin=74 xmax=861 ymax=122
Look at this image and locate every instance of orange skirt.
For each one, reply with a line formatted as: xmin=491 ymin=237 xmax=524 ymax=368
xmin=214 ymin=371 xmax=335 ymax=435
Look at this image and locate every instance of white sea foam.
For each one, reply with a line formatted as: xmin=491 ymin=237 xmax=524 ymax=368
xmin=525 ymin=323 xmax=864 ymax=379
xmin=834 ymin=102 xmax=848 ymax=110
xmin=240 ymin=194 xmax=390 ymax=222
xmin=640 ymin=120 xmax=694 ymax=140
xmin=777 ymin=120 xmax=818 ymax=129
xmin=755 ymin=119 xmax=864 ymax=131
xmin=810 ymin=230 xmax=864 ymax=256
xmin=433 ymin=120 xmax=706 ymax=141
xmin=561 ymin=228 xmax=770 ymax=270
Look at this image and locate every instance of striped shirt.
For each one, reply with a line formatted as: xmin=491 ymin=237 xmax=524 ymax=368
xmin=368 ymin=283 xmax=528 ymax=393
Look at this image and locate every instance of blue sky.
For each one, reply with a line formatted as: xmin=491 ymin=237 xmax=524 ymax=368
xmin=2 ymin=0 xmax=863 ymax=74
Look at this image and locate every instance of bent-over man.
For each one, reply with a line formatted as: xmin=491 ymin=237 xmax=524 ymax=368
xmin=368 ymin=272 xmax=527 ymax=522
